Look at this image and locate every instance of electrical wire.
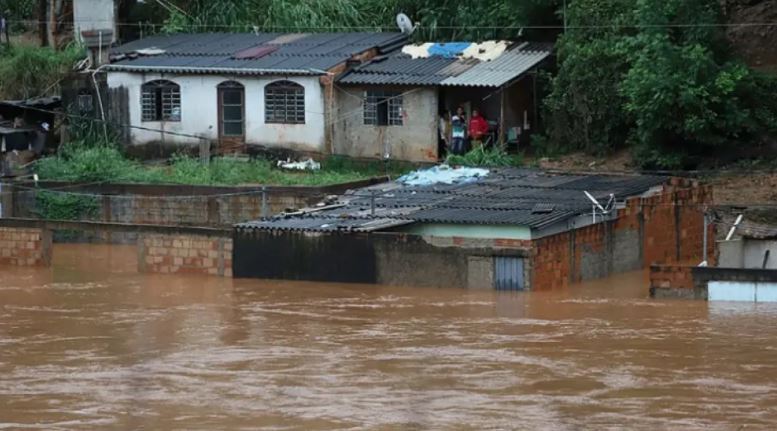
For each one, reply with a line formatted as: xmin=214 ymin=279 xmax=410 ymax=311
xmin=6 ymin=19 xmax=777 ymax=30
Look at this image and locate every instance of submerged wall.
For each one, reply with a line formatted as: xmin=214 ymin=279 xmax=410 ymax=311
xmin=650 ymin=264 xmax=777 ymax=300
xmin=0 ymin=227 xmax=52 ymax=266
xmin=233 ymin=229 xmax=532 ymax=288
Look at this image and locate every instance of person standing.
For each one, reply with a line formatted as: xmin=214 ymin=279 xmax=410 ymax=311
xmin=438 ymin=110 xmax=450 ymax=158
xmin=450 ymin=115 xmax=466 ymax=155
xmin=468 ymin=109 xmax=489 ymax=149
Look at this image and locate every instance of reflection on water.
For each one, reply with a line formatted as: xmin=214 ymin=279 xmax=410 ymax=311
xmin=2 ymin=244 xmax=777 ymax=430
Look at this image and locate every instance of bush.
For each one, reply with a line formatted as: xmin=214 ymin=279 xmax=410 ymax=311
xmin=0 ymin=44 xmax=84 ymax=99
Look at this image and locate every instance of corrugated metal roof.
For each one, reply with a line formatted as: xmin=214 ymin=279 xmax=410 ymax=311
xmin=237 ymin=216 xmax=413 ymax=233
xmin=238 ymin=169 xmax=668 ymax=232
xmin=338 ymin=43 xmax=552 ymax=87
xmin=106 ymin=32 xmax=408 ymax=75
xmin=439 ymin=47 xmax=550 ymax=87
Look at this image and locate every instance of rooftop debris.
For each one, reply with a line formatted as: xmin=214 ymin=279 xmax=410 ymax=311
xmin=397 ymin=165 xmax=489 ymax=186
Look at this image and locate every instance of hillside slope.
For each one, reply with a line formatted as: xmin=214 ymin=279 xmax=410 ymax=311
xmin=724 ymin=0 xmax=777 ymax=72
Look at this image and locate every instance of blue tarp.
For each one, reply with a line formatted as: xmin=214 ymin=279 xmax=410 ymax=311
xmin=427 ymin=42 xmax=472 ymax=58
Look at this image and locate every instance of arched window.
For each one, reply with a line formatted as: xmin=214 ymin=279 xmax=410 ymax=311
xmin=265 ymin=80 xmax=305 ymax=124
xmin=141 ymin=80 xmax=180 ymax=122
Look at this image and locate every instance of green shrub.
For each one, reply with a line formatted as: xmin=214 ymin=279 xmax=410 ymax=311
xmin=0 ymin=44 xmax=84 ymax=99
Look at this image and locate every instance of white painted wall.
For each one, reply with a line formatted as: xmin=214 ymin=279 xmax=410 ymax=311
xmin=717 ymin=239 xmax=777 ymax=269
xmin=73 ymin=0 xmax=116 ymax=43
xmin=106 ymin=72 xmax=326 ymax=152
xmin=708 ymin=281 xmax=777 ymax=302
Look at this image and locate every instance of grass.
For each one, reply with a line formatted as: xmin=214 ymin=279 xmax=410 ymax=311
xmin=34 ymin=143 xmax=414 ymax=186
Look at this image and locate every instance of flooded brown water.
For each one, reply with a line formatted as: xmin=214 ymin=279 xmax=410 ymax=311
xmin=2 ymin=245 xmax=777 ymax=430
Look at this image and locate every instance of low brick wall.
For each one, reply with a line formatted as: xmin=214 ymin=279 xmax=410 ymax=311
xmin=138 ymin=234 xmax=233 ymax=277
xmin=648 ymin=265 xmax=777 ymax=299
xmin=649 ymin=264 xmax=699 ymax=298
xmin=0 ymin=227 xmax=52 ymax=266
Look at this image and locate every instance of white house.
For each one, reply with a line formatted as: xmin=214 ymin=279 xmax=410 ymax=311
xmin=103 ymin=32 xmax=407 ymax=155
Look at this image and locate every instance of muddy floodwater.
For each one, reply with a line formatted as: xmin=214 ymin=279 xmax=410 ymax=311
xmin=2 ymin=245 xmax=777 ymax=430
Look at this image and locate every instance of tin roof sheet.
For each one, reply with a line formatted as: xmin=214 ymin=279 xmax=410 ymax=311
xmin=338 ymin=43 xmax=552 ymax=87
xmin=238 ymin=168 xmax=668 ymax=232
xmin=107 ymin=32 xmax=408 ymax=76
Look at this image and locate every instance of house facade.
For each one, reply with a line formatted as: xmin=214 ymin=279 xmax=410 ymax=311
xmin=102 ymin=32 xmax=407 ymax=155
xmin=334 ymin=42 xmax=552 ymax=162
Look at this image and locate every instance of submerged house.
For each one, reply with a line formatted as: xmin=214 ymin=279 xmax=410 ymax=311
xmin=334 ymin=42 xmax=552 ymax=162
xmin=102 ymin=32 xmax=408 ymax=155
xmin=234 ymin=168 xmax=712 ymax=290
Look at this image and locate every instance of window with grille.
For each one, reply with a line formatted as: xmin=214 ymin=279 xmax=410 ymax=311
xmin=141 ymin=80 xmax=181 ymax=122
xmin=264 ymin=80 xmax=305 ymax=124
xmin=364 ymin=90 xmax=403 ymax=126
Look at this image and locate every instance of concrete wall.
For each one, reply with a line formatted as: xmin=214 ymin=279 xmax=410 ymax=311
xmin=398 ymin=223 xmax=531 ymax=240
xmin=73 ymin=0 xmax=116 ymax=43
xmin=106 ymin=72 xmax=325 ymax=152
xmin=333 ymin=86 xmax=438 ymax=162
xmin=9 ymin=181 xmax=376 ymax=232
xmin=138 ymin=234 xmax=232 ymax=277
xmin=532 ymin=179 xmax=714 ymax=291
xmin=0 ymin=227 xmax=52 ymax=266
xmin=717 ymin=238 xmax=777 ymax=269
xmin=234 ymin=229 xmax=532 ymax=288
xmin=650 ymin=264 xmax=777 ymax=300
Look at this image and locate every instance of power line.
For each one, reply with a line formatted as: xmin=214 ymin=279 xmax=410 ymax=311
xmin=6 ymin=19 xmax=777 ymax=30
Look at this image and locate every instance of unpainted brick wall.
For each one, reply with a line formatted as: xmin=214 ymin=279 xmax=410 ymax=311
xmin=649 ymin=264 xmax=694 ymax=290
xmin=138 ymin=234 xmax=233 ymax=277
xmin=0 ymin=227 xmax=52 ymax=266
xmin=531 ymin=180 xmax=714 ymax=291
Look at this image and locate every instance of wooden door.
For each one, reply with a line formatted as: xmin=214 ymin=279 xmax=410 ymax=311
xmin=217 ymin=81 xmax=245 ymax=153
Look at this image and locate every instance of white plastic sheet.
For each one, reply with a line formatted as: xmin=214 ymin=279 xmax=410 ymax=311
xmin=398 ymin=165 xmax=488 ymax=186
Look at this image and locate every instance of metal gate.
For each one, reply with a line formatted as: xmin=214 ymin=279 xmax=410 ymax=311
xmin=494 ymin=256 xmax=525 ymax=291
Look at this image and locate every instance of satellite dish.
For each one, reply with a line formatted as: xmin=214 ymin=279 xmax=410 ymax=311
xmin=396 ymin=13 xmax=417 ymax=35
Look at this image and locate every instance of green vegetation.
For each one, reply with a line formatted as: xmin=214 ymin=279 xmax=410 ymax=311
xmin=34 ymin=143 xmax=411 ymax=186
xmin=445 ymin=146 xmax=523 ymax=168
xmin=0 ymin=44 xmax=84 ymax=99
xmin=149 ymin=0 xmax=556 ymax=41
xmin=542 ymin=0 xmax=777 ymax=169
xmin=34 ymin=190 xmax=100 ymax=221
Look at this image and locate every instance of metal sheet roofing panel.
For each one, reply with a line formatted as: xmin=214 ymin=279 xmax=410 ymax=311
xmin=108 ymin=32 xmax=407 ymax=75
xmin=237 ymin=216 xmax=413 ymax=232
xmin=237 ymin=168 xmax=669 ymax=233
xmin=440 ymin=47 xmax=551 ymax=87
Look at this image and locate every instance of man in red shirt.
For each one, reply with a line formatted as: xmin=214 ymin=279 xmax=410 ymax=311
xmin=468 ymin=109 xmax=490 ymax=148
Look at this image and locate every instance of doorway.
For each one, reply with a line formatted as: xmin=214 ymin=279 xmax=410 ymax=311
xmin=217 ymin=81 xmax=245 ymax=153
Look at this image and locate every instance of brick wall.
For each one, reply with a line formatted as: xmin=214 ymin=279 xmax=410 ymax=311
xmin=649 ymin=264 xmax=695 ymax=291
xmin=138 ymin=234 xmax=233 ymax=277
xmin=531 ymin=180 xmax=714 ymax=291
xmin=0 ymin=227 xmax=52 ymax=266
